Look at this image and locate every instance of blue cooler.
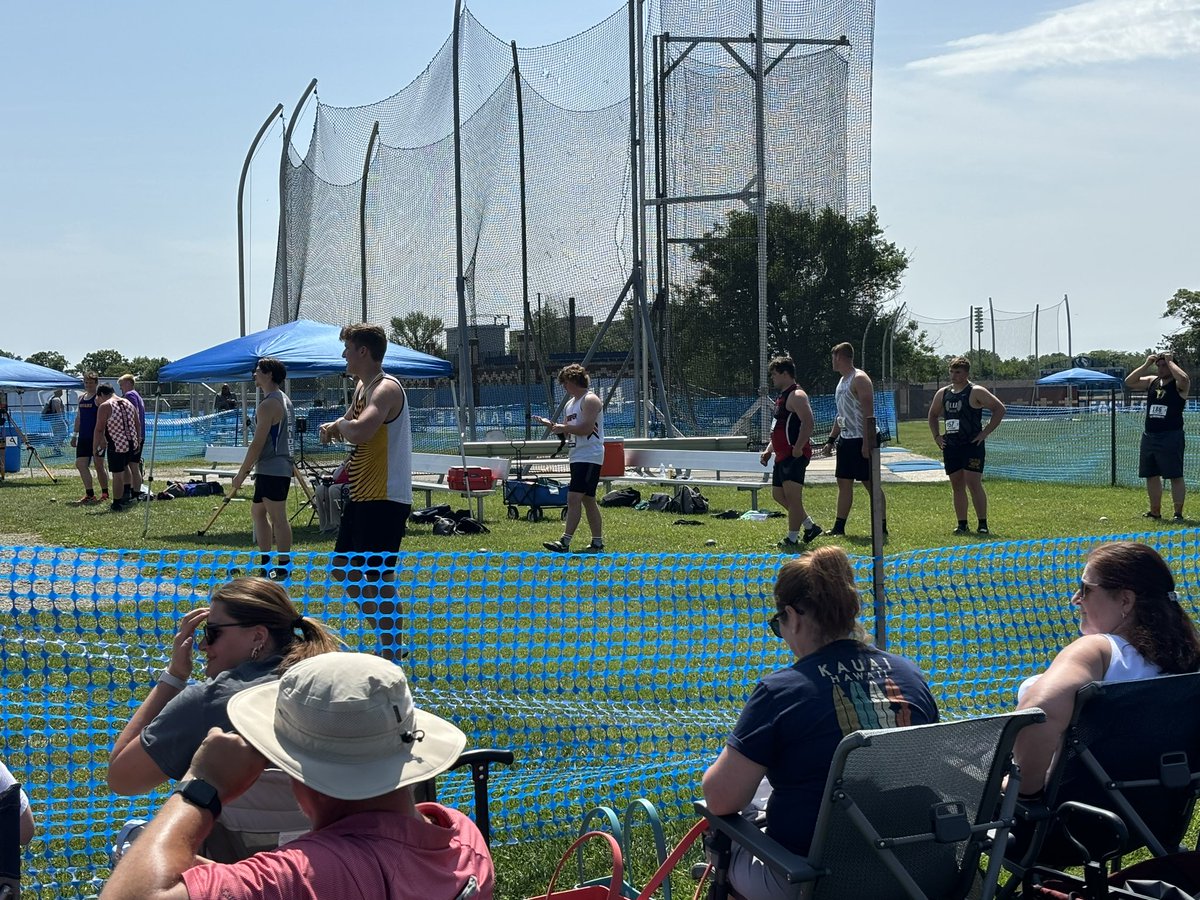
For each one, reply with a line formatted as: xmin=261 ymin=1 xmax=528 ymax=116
xmin=2 ymin=426 xmax=19 ymax=473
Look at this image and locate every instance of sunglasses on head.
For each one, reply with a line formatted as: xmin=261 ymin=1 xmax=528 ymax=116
xmin=202 ymin=620 xmax=257 ymax=646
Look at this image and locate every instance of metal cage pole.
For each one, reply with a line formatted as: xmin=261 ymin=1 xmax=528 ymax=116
xmin=278 ymin=79 xmax=317 ymax=319
xmin=512 ymin=41 xmax=533 ymax=439
xmin=753 ymin=2 xmax=771 ymax=447
xmin=452 ymin=0 xmax=476 ymax=439
xmin=359 ymin=121 xmax=380 ymax=324
xmin=238 ymin=103 xmax=283 ymax=337
xmin=1064 ymin=293 xmax=1072 ymax=359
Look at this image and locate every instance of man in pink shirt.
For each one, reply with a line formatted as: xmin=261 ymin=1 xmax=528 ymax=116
xmin=102 ymin=652 xmax=494 ymax=900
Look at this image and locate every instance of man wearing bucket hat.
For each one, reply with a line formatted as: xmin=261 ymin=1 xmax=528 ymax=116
xmin=102 ymin=652 xmax=495 ymax=899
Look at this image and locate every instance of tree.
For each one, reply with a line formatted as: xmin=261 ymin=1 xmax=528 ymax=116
xmin=76 ymin=349 xmax=130 ymax=376
xmin=389 ymin=312 xmax=445 ymax=357
xmin=1162 ymin=288 xmax=1200 ymax=363
xmin=0 ymin=350 xmax=21 ymax=360
xmin=24 ymin=350 xmax=68 ymax=372
xmin=672 ymin=203 xmax=909 ymax=393
xmin=127 ymin=356 xmax=170 ymax=383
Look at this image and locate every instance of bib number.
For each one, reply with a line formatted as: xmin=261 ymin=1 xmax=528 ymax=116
xmin=1149 ymin=404 xmax=1167 ymax=418
xmin=945 ymin=419 xmax=961 ymax=433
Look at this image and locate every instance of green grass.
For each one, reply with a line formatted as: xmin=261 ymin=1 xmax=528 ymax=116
xmin=2 ymin=422 xmax=1194 ymax=899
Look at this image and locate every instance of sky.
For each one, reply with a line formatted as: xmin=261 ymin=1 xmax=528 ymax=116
xmin=2 ymin=0 xmax=1197 ymax=369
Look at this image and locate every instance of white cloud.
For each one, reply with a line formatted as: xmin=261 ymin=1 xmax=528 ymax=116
xmin=908 ymin=0 xmax=1200 ymax=76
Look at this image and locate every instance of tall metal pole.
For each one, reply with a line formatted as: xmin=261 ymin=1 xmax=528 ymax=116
xmin=753 ymin=1 xmax=770 ymax=447
xmin=452 ymin=0 xmax=476 ymax=439
xmin=279 ymin=79 xmax=317 ymax=318
xmin=238 ymin=103 xmax=283 ymax=337
xmin=512 ymin=41 xmax=533 ymax=440
xmin=1064 ymin=293 xmax=1072 ymax=359
xmin=359 ymin=121 xmax=380 ymax=324
xmin=627 ymin=0 xmax=646 ymax=436
xmin=989 ymin=297 xmax=996 ymax=372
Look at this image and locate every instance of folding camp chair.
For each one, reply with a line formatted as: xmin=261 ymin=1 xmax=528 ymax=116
xmin=1004 ymin=672 xmax=1200 ymax=896
xmin=0 ymin=782 xmax=20 ymax=900
xmin=697 ymin=709 xmax=1045 ymax=900
xmin=412 ymin=748 xmax=514 ymax=846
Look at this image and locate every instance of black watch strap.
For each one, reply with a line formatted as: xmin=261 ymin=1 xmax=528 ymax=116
xmin=175 ymin=778 xmax=222 ymax=819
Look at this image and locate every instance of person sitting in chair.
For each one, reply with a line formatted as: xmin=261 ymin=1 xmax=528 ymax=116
xmin=101 ymin=652 xmax=495 ymax=900
xmin=0 ymin=757 xmax=34 ymax=846
xmin=702 ymin=546 xmax=938 ymax=900
xmin=107 ymin=577 xmax=341 ymax=862
xmin=1013 ymin=542 xmax=1200 ymax=797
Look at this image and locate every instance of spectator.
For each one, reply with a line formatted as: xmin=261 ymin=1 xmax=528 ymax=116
xmin=107 ymin=577 xmax=341 ymax=862
xmin=70 ymin=373 xmax=109 ymax=505
xmin=702 ymin=546 xmax=938 ymax=900
xmin=0 ymin=758 xmax=35 ymax=846
xmin=101 ymin=652 xmax=494 ymax=900
xmin=1014 ymin=542 xmax=1200 ymax=795
xmin=215 ymin=384 xmax=238 ymax=412
xmin=319 ymin=323 xmax=410 ymax=658
xmin=43 ymin=389 xmax=67 ymax=455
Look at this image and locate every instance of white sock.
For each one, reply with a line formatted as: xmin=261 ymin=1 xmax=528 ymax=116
xmin=787 ymin=530 xmax=799 ymax=542
xmin=803 ymin=517 xmax=815 ymax=528
xmin=560 ymin=534 xmax=572 ymax=545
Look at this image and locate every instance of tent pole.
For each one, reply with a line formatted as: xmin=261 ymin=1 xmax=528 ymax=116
xmin=142 ymin=394 xmax=163 ymax=538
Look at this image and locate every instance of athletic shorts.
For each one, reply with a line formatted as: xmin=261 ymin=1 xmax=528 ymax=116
xmin=76 ymin=437 xmax=95 ymax=459
xmin=334 ymin=498 xmax=410 ymax=571
xmin=106 ymin=440 xmax=131 ymax=473
xmin=1139 ymin=429 xmax=1185 ymax=480
xmin=834 ymin=437 xmax=872 ymax=483
xmin=772 ymin=455 xmax=809 ymax=487
xmin=126 ymin=442 xmax=142 ymax=464
xmin=943 ymin=441 xmax=985 ymax=476
xmin=567 ymin=461 xmax=603 ymax=497
xmin=252 ymin=473 xmax=291 ymax=503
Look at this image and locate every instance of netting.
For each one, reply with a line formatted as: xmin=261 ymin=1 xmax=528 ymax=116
xmin=5 ymin=530 xmax=1200 ymax=896
xmin=268 ymin=0 xmax=876 ymax=435
xmin=906 ymin=298 xmax=1069 ymax=366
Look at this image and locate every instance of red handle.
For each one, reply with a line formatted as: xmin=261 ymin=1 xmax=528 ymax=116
xmin=539 ymin=830 xmax=624 ymax=900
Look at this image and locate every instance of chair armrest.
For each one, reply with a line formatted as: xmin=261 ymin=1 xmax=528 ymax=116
xmin=694 ymin=801 xmax=822 ymax=885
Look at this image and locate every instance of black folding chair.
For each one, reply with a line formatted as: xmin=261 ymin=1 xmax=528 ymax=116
xmin=697 ymin=709 xmax=1044 ymax=900
xmin=1004 ymin=672 xmax=1200 ymax=896
xmin=412 ymin=748 xmax=514 ymax=847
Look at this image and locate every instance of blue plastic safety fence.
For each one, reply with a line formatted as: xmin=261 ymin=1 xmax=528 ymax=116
xmin=3 ymin=533 xmax=1200 ymax=897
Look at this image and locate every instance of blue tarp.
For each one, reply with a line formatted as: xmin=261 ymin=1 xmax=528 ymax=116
xmin=0 ymin=358 xmax=83 ymax=390
xmin=159 ymin=319 xmax=452 ymax=382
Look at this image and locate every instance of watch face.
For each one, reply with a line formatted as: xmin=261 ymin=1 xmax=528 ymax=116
xmin=178 ymin=778 xmax=220 ymax=814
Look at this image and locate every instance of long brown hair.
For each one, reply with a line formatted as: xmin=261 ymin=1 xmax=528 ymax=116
xmin=1088 ymin=542 xmax=1200 ymax=674
xmin=210 ymin=577 xmax=342 ymax=672
xmin=774 ymin=546 xmax=864 ymax=644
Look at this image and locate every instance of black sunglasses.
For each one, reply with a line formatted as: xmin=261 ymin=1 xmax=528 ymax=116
xmin=202 ymin=620 xmax=257 ymax=646
xmin=768 ymin=607 xmax=804 ymax=638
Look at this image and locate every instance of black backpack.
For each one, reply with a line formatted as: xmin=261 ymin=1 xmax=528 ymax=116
xmin=670 ymin=485 xmax=709 ymax=514
xmin=600 ymin=487 xmax=641 ymax=508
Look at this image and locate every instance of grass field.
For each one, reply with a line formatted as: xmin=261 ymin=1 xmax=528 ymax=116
xmin=2 ymin=420 xmax=1196 ymax=898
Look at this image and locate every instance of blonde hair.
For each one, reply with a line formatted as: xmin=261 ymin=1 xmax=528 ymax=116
xmin=774 ymin=546 xmax=864 ymax=644
xmin=832 ymin=342 xmax=854 ymax=362
xmin=210 ymin=577 xmax=342 ymax=672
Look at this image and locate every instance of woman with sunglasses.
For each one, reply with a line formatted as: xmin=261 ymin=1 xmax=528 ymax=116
xmin=107 ymin=576 xmax=341 ymax=862
xmin=702 ymin=546 xmax=938 ymax=900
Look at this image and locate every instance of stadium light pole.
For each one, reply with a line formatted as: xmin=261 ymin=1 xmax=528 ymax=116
xmin=279 ymin=78 xmax=317 ymax=320
xmin=238 ymin=103 xmax=283 ymax=338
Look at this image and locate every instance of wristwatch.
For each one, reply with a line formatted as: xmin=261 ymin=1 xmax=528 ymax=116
xmin=174 ymin=778 xmax=222 ymax=818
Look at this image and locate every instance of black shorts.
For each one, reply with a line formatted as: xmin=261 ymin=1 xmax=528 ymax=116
xmin=334 ymin=499 xmax=410 ymax=570
xmin=772 ymin=455 xmax=809 ymax=487
xmin=106 ymin=440 xmax=132 ymax=473
xmin=943 ymin=441 xmax=985 ymax=476
xmin=567 ymin=462 xmax=603 ymax=497
xmin=76 ymin=437 xmax=95 ymax=459
xmin=834 ymin=438 xmax=872 ymax=483
xmin=127 ymin=442 xmax=143 ymax=464
xmin=253 ymin=474 xmax=291 ymax=503
xmin=1139 ymin=430 xmax=1185 ymax=479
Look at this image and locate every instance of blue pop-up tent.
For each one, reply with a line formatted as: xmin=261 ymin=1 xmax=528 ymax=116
xmin=0 ymin=358 xmax=83 ymax=391
xmin=159 ymin=319 xmax=452 ymax=382
xmin=1036 ymin=367 xmax=1124 ymax=485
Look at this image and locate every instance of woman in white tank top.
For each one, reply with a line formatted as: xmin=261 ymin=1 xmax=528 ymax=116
xmin=1013 ymin=541 xmax=1200 ymax=794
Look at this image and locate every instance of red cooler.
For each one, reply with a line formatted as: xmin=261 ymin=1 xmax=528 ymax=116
xmin=600 ymin=437 xmax=624 ymax=478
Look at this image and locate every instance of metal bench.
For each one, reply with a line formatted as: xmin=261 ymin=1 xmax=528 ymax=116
xmin=410 ymin=452 xmax=511 ymax=521
xmin=184 ymin=445 xmax=247 ymax=481
xmin=609 ymin=448 xmax=770 ymax=507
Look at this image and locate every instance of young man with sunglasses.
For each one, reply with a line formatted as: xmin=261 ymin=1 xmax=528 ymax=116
xmin=231 ymin=358 xmax=293 ymax=579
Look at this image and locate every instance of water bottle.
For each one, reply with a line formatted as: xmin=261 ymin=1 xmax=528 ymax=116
xmin=657 ymin=463 xmax=667 ymax=479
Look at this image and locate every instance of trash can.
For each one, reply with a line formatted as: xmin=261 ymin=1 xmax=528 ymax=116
xmin=600 ymin=436 xmax=625 ymax=478
xmin=2 ymin=427 xmax=19 ymax=474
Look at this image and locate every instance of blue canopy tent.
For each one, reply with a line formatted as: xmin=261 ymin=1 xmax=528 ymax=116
xmin=1036 ymin=367 xmax=1124 ymax=485
xmin=0 ymin=360 xmax=80 ymax=481
xmin=159 ymin=319 xmax=452 ymax=382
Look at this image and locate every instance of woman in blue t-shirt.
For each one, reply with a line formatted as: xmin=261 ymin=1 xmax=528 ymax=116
xmin=702 ymin=546 xmax=939 ymax=900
